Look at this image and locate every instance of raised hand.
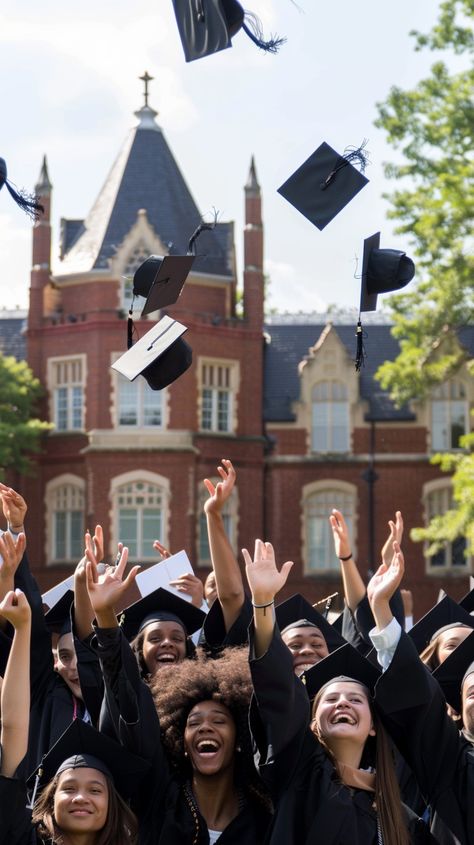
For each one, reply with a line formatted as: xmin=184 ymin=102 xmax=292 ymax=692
xmin=242 ymin=539 xmax=293 ymax=604
xmin=0 ymin=532 xmax=26 ymax=597
xmin=367 ymin=541 xmax=405 ymax=630
xmin=203 ymin=459 xmax=236 ymax=516
xmin=153 ymin=540 xmax=171 ymax=559
xmin=86 ymin=546 xmax=140 ymax=627
xmin=0 ymin=589 xmax=31 ymax=630
xmin=381 ymin=511 xmax=404 ymax=568
xmin=0 ymin=484 xmax=27 ymax=532
xmin=168 ymin=572 xmax=204 ymax=607
xmin=329 ymin=509 xmax=352 ymax=560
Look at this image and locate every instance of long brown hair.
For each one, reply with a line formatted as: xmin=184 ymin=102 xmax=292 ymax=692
xmin=312 ymin=684 xmax=410 ymax=845
xmin=419 ymin=638 xmax=440 ymax=671
xmin=32 ymin=771 xmax=138 ymax=845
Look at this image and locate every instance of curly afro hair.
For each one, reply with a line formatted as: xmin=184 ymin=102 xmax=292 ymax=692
xmin=150 ymin=647 xmax=270 ymax=809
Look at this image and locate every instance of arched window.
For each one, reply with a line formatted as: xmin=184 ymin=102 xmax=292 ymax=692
xmin=424 ymin=482 xmax=469 ymax=571
xmin=304 ymin=486 xmax=355 ymax=572
xmin=312 ymin=381 xmax=349 ymax=452
xmin=431 ymin=380 xmax=468 ymax=451
xmin=47 ymin=477 xmax=85 ymax=563
xmin=113 ymin=476 xmax=169 ymax=561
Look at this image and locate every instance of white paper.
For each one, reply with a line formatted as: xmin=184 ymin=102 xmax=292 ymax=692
xmin=42 ymin=575 xmax=74 ymax=610
xmin=136 ymin=550 xmax=195 ymax=602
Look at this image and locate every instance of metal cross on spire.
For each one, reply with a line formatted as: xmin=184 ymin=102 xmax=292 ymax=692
xmin=139 ymin=71 xmax=154 ymax=107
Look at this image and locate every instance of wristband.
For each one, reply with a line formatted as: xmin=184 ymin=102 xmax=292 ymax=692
xmin=252 ymin=599 xmax=275 ymax=616
xmin=338 ymin=553 xmax=353 ymax=561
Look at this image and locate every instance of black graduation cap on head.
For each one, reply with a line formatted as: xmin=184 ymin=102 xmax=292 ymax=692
xmin=275 ymin=593 xmax=346 ymax=653
xmin=303 ymin=642 xmax=381 ymax=701
xmin=28 ymin=719 xmax=148 ymax=805
xmin=432 ymin=629 xmax=474 ymax=714
xmin=118 ymin=586 xmax=206 ymax=642
xmin=112 ymin=314 xmax=193 ymax=391
xmin=171 ymin=0 xmax=285 ymax=63
xmin=408 ymin=594 xmax=474 ymax=654
xmin=43 ymin=589 xmax=74 ymax=635
xmin=0 ymin=157 xmax=44 ymax=221
xmin=277 ymin=141 xmax=369 ymax=232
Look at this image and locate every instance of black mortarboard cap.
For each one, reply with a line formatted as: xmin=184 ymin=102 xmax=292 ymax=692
xmin=133 ymin=254 xmax=195 ymax=317
xmin=112 ymin=315 xmax=192 ymax=391
xmin=277 ymin=141 xmax=369 ymax=232
xmin=303 ymin=642 xmax=381 ymax=701
xmin=275 ymin=593 xmax=346 ymax=653
xmin=171 ymin=0 xmax=285 ymax=63
xmin=30 ymin=719 xmax=147 ymax=801
xmin=408 ymin=594 xmax=474 ymax=654
xmin=0 ymin=157 xmax=44 ymax=221
xmin=119 ymin=586 xmax=206 ymax=641
xmin=459 ymin=584 xmax=474 ymax=613
xmin=44 ymin=589 xmax=73 ymax=635
xmin=432 ymin=630 xmax=474 ymax=714
xmin=360 ymin=232 xmax=415 ymax=313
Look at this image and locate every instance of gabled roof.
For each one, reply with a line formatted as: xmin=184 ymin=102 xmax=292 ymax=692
xmin=57 ymin=106 xmax=232 ymax=278
xmin=263 ymin=318 xmax=417 ymax=423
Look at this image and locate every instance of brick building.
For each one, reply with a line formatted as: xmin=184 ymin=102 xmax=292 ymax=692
xmin=1 ymin=89 xmax=473 ymax=616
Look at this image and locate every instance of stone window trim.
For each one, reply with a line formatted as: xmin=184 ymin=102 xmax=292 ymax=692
xmin=110 ymin=352 xmax=169 ymax=431
xmin=45 ymin=473 xmax=86 ymax=566
xmin=301 ymin=479 xmax=358 ymax=575
xmin=311 ymin=380 xmax=350 ymax=454
xmin=197 ymin=357 xmax=240 ymax=435
xmin=421 ymin=478 xmax=472 ymax=575
xmin=196 ymin=480 xmax=239 ymax=568
xmin=47 ymin=353 xmax=87 ymax=433
xmin=109 ymin=470 xmax=171 ymax=561
xmin=429 ymin=379 xmax=470 ymax=453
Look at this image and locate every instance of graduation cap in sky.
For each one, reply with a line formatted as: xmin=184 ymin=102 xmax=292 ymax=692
xmin=112 ymin=314 xmax=192 ymax=391
xmin=133 ymin=254 xmax=195 ymax=317
xmin=0 ymin=157 xmax=44 ymax=221
xmin=303 ymin=642 xmax=381 ymax=701
xmin=172 ymin=0 xmax=285 ymax=62
xmin=275 ymin=593 xmax=346 ymax=653
xmin=277 ymin=141 xmax=369 ymax=232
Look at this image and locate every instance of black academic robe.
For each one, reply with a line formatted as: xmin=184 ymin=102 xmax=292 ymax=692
xmin=95 ymin=626 xmax=271 ymax=845
xmin=249 ymin=626 xmax=435 ymax=845
xmin=374 ymin=630 xmax=474 ymax=845
xmin=0 ymin=775 xmax=37 ymax=845
xmin=201 ymin=595 xmax=253 ymax=654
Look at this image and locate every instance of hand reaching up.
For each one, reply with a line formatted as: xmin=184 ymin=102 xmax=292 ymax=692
xmin=242 ymin=539 xmax=293 ymax=604
xmin=0 ymin=589 xmax=31 ymax=630
xmin=381 ymin=511 xmax=404 ymax=568
xmin=367 ymin=541 xmax=405 ymax=631
xmin=204 ymin=459 xmax=236 ymax=516
xmin=0 ymin=484 xmax=27 ymax=532
xmin=86 ymin=546 xmax=140 ymax=628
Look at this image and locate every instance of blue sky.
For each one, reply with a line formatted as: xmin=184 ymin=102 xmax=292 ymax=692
xmin=0 ymin=0 xmax=441 ymax=314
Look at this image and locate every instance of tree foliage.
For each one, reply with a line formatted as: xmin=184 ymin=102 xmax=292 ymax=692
xmin=375 ymin=0 xmax=474 ymax=554
xmin=0 ymin=353 xmax=52 ymax=475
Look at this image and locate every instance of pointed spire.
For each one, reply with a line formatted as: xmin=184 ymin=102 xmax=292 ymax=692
xmin=134 ymin=70 xmax=160 ymax=131
xmin=245 ymin=156 xmax=260 ymax=193
xmin=35 ymin=155 xmax=52 ymax=193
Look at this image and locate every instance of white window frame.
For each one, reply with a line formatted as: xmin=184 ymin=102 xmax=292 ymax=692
xmin=198 ymin=358 xmax=240 ymax=435
xmin=45 ymin=474 xmax=85 ymax=566
xmin=431 ymin=380 xmax=469 ymax=451
xmin=311 ymin=380 xmax=349 ymax=453
xmin=116 ymin=374 xmax=165 ymax=428
xmin=302 ymin=480 xmax=357 ymax=574
xmin=47 ymin=355 xmax=86 ymax=432
xmin=422 ymin=479 xmax=471 ymax=574
xmin=110 ymin=471 xmax=170 ymax=563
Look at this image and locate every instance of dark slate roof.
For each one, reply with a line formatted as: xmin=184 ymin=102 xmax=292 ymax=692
xmin=0 ymin=315 xmax=27 ymax=361
xmin=263 ymin=320 xmax=416 ymax=423
xmin=60 ymin=219 xmax=85 ymax=258
xmin=59 ymin=107 xmax=232 ymax=278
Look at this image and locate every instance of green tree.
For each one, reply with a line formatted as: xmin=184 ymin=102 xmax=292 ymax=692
xmin=0 ymin=353 xmax=52 ymax=475
xmin=375 ymin=0 xmax=474 ymax=554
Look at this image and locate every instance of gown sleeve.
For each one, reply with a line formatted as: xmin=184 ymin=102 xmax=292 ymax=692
xmin=0 ymin=774 xmax=36 ymax=845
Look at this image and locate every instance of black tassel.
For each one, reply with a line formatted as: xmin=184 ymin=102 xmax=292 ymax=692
xmin=321 ymin=139 xmax=370 ymax=190
xmin=355 ymin=319 xmax=366 ymax=371
xmin=4 ymin=180 xmax=44 ymax=221
xmin=242 ymin=12 xmax=286 ymax=53
xmin=187 ymin=210 xmax=219 ymax=255
xmin=127 ymin=309 xmax=134 ymax=350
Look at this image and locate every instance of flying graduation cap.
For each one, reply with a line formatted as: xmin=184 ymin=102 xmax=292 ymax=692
xmin=354 ymin=231 xmax=415 ymax=371
xmin=0 ymin=157 xmax=44 ymax=221
xmin=277 ymin=141 xmax=369 ymax=232
xmin=171 ymin=0 xmax=285 ymax=63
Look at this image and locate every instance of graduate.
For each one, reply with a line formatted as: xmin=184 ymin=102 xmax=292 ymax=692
xmin=244 ymin=539 xmax=435 ymax=845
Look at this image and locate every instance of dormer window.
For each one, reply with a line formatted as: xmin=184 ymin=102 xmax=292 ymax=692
xmin=311 ymin=381 xmax=349 ymax=452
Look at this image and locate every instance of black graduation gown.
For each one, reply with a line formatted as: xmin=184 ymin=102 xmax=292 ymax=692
xmin=374 ymin=630 xmax=474 ymax=845
xmin=95 ymin=626 xmax=271 ymax=845
xmin=249 ymin=626 xmax=435 ymax=845
xmin=201 ymin=595 xmax=253 ymax=654
xmin=0 ymin=775 xmax=38 ymax=845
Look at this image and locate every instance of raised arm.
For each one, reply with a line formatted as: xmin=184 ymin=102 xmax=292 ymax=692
xmin=243 ymin=539 xmax=293 ymax=657
xmin=329 ymin=508 xmax=365 ymax=612
xmin=0 ymin=590 xmax=31 ymax=777
xmin=73 ymin=526 xmax=105 ymax=641
xmin=203 ymin=459 xmax=244 ymax=631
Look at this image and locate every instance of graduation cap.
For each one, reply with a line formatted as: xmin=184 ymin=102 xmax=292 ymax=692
xmin=112 ymin=314 xmax=192 ymax=391
xmin=432 ymin=629 xmax=474 ymax=714
xmin=360 ymin=232 xmax=415 ymax=313
xmin=0 ymin=157 xmax=44 ymax=221
xmin=355 ymin=231 xmax=415 ymax=371
xmin=171 ymin=0 xmax=285 ymax=63
xmin=119 ymin=586 xmax=206 ymax=642
xmin=275 ymin=593 xmax=346 ymax=653
xmin=303 ymin=642 xmax=381 ymax=701
xmin=43 ymin=589 xmax=74 ymax=635
xmin=408 ymin=594 xmax=474 ymax=654
xmin=133 ymin=255 xmax=195 ymax=318
xmin=28 ymin=719 xmax=147 ymax=804
xmin=459 ymin=580 xmax=474 ymax=613
xmin=277 ymin=141 xmax=369 ymax=232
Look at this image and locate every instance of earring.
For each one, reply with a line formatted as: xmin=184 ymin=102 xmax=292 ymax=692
xmin=236 ymin=745 xmax=241 ymax=752
xmin=184 ymin=750 xmax=189 ymax=757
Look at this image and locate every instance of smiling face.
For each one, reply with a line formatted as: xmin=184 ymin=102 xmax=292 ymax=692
xmin=462 ymin=674 xmax=474 ymax=734
xmin=141 ymin=620 xmax=188 ymax=675
xmin=53 ymin=767 xmax=108 ymax=836
xmin=184 ymin=700 xmax=237 ymax=777
xmin=282 ymin=625 xmax=329 ymax=675
xmin=436 ymin=627 xmax=473 ymax=665
xmin=56 ymin=632 xmax=82 ymax=700
xmin=313 ymin=680 xmax=375 ymax=754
